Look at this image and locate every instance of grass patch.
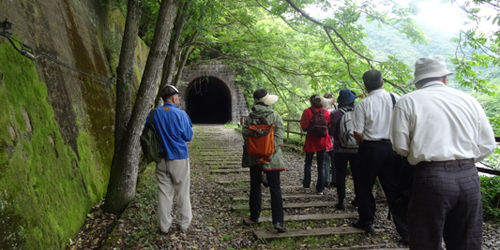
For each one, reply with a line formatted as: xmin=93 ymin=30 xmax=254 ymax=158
xmin=224 ymin=122 xmax=239 ymax=129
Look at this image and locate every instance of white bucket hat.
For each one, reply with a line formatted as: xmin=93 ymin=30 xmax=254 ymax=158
xmin=413 ymin=55 xmax=453 ymax=84
xmin=253 ymin=89 xmax=278 ymax=106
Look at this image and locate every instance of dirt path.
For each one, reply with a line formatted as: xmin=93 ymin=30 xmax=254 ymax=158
xmin=67 ymin=125 xmax=500 ymax=250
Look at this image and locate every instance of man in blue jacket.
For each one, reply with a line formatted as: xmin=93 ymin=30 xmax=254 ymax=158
xmin=150 ymin=85 xmax=194 ymax=234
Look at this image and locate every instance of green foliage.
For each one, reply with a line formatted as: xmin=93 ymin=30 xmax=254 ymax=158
xmin=446 ymin=1 xmax=500 ymax=93
xmin=480 ymin=176 xmax=500 ymax=223
xmin=138 ymin=0 xmax=161 ymax=45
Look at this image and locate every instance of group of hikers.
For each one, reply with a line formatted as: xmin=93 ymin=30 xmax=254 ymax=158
xmin=144 ymin=55 xmax=496 ymax=250
xmin=240 ymin=55 xmax=497 ymax=250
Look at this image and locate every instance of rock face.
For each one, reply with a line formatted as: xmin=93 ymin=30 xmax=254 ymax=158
xmin=0 ymin=1 xmax=145 ymax=249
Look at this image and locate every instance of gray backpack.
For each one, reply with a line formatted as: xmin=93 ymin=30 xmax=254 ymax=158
xmin=338 ymin=107 xmax=358 ymax=148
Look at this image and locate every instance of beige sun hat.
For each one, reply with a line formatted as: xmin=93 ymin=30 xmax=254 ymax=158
xmin=253 ymin=89 xmax=278 ymax=106
xmin=413 ymin=55 xmax=454 ymax=84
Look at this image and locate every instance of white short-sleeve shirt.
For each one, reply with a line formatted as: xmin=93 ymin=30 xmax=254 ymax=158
xmin=353 ymin=89 xmax=399 ymax=141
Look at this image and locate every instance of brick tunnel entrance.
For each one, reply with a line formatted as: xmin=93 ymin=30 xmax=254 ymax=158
xmin=185 ymin=76 xmax=232 ymax=124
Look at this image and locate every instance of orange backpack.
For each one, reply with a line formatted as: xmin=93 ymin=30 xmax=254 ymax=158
xmin=247 ymin=123 xmax=275 ymax=159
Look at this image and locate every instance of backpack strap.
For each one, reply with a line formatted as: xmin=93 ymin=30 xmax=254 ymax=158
xmin=339 ymin=107 xmax=353 ymax=114
xmin=147 ymin=109 xmax=156 ymax=125
xmin=390 ymin=93 xmax=396 ymax=109
xmin=148 ymin=108 xmax=166 ymax=154
xmin=309 ymin=107 xmax=316 ymax=114
xmin=310 ymin=107 xmax=325 ymax=114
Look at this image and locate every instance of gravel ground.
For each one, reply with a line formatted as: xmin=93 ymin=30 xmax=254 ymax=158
xmin=67 ymin=125 xmax=500 ymax=250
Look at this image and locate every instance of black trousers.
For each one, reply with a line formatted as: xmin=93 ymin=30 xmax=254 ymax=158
xmin=409 ymin=161 xmax=482 ymax=250
xmin=334 ymin=153 xmax=360 ymax=203
xmin=357 ymin=141 xmax=409 ymax=239
xmin=303 ymin=150 xmax=327 ymax=193
xmin=249 ymin=167 xmax=284 ymax=225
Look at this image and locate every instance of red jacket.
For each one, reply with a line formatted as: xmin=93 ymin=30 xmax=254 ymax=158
xmin=300 ymin=107 xmax=333 ymax=152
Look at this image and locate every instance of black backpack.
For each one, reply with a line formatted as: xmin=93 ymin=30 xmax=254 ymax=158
xmin=140 ymin=109 xmax=166 ymax=164
xmin=307 ymin=107 xmax=328 ymax=137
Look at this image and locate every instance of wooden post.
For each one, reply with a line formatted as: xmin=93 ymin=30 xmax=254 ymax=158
xmin=287 ymin=121 xmax=290 ymax=140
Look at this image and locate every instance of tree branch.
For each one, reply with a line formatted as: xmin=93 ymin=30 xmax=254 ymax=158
xmin=188 ymin=41 xmax=338 ymax=79
xmin=284 ymin=0 xmax=380 ymax=64
xmin=323 ymin=27 xmax=364 ymax=91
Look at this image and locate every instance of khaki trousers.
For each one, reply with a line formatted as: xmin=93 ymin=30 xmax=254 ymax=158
xmin=156 ymin=158 xmax=192 ymax=232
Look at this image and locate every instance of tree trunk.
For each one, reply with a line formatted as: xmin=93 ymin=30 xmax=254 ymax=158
xmin=103 ymin=0 xmax=180 ymax=215
xmin=114 ymin=0 xmax=143 ymax=151
xmin=171 ymin=46 xmax=193 ymax=87
xmin=155 ymin=0 xmax=191 ymax=107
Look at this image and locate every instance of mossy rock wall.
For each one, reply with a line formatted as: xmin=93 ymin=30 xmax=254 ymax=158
xmin=0 ymin=0 xmax=148 ymax=249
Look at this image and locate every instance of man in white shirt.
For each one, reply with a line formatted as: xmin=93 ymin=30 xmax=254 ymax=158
xmin=390 ymin=55 xmax=496 ymax=250
xmin=352 ymin=69 xmax=409 ymax=243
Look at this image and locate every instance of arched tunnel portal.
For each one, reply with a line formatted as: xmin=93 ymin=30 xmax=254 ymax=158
xmin=185 ymin=76 xmax=232 ymax=124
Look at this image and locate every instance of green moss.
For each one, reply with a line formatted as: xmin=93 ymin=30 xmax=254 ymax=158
xmin=0 ymin=40 xmax=110 ymax=249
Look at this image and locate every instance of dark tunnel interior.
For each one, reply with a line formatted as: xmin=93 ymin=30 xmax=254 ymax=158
xmin=185 ymin=76 xmax=232 ymax=124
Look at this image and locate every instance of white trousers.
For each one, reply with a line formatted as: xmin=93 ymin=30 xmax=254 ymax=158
xmin=156 ymin=158 xmax=192 ymax=232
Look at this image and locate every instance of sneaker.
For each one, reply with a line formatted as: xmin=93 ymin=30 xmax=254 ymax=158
xmin=353 ymin=220 xmax=375 ymax=233
xmin=316 ymin=191 xmax=323 ymax=195
xmin=334 ymin=202 xmax=345 ymax=210
xmin=274 ymin=222 xmax=287 ymax=233
xmin=250 ymin=217 xmax=259 ymax=223
xmin=179 ymin=226 xmax=188 ymax=234
xmin=157 ymin=228 xmax=169 ymax=235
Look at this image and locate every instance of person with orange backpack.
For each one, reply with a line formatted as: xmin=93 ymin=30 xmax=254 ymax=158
xmin=242 ymin=89 xmax=286 ymax=233
xmin=300 ymin=94 xmax=333 ymax=195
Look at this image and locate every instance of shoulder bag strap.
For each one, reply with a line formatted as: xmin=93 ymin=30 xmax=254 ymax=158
xmin=149 ymin=108 xmax=167 ymax=154
xmin=390 ymin=93 xmax=396 ymax=109
xmin=148 ymin=109 xmax=156 ymax=125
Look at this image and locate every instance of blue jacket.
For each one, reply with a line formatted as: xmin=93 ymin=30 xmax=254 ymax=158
xmin=149 ymin=103 xmax=193 ymax=160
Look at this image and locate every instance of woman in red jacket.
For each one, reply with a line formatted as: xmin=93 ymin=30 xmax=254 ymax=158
xmin=300 ymin=94 xmax=333 ymax=195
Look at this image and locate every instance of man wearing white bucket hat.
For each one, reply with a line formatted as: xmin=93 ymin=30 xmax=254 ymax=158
xmin=390 ymin=55 xmax=496 ymax=250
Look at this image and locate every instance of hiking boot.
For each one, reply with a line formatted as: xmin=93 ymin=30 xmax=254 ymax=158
xmin=274 ymin=222 xmax=287 ymax=233
xmin=353 ymin=220 xmax=375 ymax=233
xmin=334 ymin=202 xmax=345 ymax=210
xmin=351 ymin=199 xmax=358 ymax=207
xmin=399 ymin=237 xmax=410 ymax=245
